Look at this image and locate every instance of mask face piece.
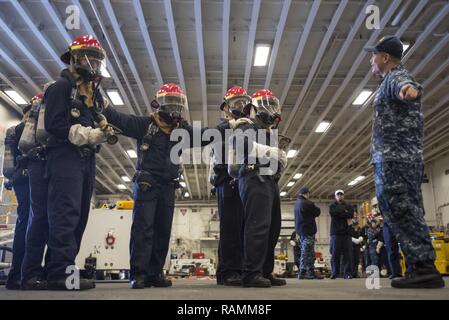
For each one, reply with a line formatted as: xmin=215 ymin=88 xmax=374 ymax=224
xmin=73 ymin=53 xmax=103 ymax=82
xmin=225 ymin=95 xmax=251 ymax=114
xmin=155 ymin=93 xmax=186 ymax=123
xmin=253 ymin=95 xmax=281 ymax=125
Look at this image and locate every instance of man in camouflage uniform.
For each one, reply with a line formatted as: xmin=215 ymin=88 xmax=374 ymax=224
xmin=294 ymin=187 xmax=323 ymax=280
xmin=365 ymin=36 xmax=444 ymax=288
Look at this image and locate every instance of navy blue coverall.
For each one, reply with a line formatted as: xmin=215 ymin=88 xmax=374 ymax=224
xmin=104 ymin=107 xmax=214 ymax=280
xmin=5 ymin=122 xmax=30 ymax=287
xmin=21 ymin=116 xmax=50 ymax=283
xmin=212 ymin=120 xmax=244 ymax=283
xmin=232 ymin=122 xmax=282 ymax=282
xmin=44 ymin=69 xmax=98 ymax=281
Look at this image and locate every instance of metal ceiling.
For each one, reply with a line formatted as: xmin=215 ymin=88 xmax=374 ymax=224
xmin=0 ymin=0 xmax=448 ymax=202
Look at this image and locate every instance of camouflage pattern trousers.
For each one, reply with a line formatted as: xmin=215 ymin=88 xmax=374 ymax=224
xmin=299 ymin=235 xmax=315 ymax=273
xmin=373 ymin=161 xmax=435 ymax=264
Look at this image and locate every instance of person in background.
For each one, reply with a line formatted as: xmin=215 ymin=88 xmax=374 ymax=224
xmin=3 ymin=105 xmax=32 ymax=290
xmin=366 ymin=218 xmax=382 ymax=268
xmin=294 ymin=187 xmax=323 ymax=280
xmin=349 ymin=218 xmax=364 ymax=278
xmin=329 ymin=189 xmax=354 ymax=279
xmin=289 ymin=231 xmax=301 ymax=271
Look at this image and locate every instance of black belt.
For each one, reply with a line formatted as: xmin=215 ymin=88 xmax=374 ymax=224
xmin=79 ymin=146 xmax=96 ymax=158
xmin=27 ymin=146 xmax=47 ymax=161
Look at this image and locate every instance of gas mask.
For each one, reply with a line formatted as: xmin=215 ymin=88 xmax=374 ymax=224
xmin=221 ymin=95 xmax=252 ymax=119
xmin=151 ymin=95 xmax=185 ymax=125
xmin=72 ymin=53 xmax=103 ymax=82
xmin=253 ymin=96 xmax=281 ymax=126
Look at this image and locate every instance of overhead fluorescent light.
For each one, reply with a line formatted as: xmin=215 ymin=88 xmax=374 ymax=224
xmin=348 ymin=176 xmax=366 ymax=186
xmin=4 ymin=90 xmax=27 ymax=105
xmin=180 ymin=182 xmax=187 ymax=188
xmin=184 ymin=192 xmax=190 ymax=198
xmin=315 ymin=121 xmax=331 ymax=133
xmin=293 ymin=173 xmax=303 ymax=180
xmin=126 ymin=149 xmax=137 ymax=158
xmin=403 ymin=43 xmax=410 ymax=53
xmin=107 ymin=90 xmax=124 ymax=106
xmin=100 ymin=63 xmax=111 ymax=78
xmin=287 ymin=181 xmax=295 ymax=187
xmin=121 ymin=176 xmax=131 ymax=182
xmin=253 ymin=44 xmax=271 ymax=67
xmin=352 ymin=90 xmax=373 ymax=105
xmin=117 ymin=184 xmax=127 ymax=190
xmin=287 ymin=149 xmax=298 ymax=158
xmin=280 ymin=191 xmax=287 ymax=197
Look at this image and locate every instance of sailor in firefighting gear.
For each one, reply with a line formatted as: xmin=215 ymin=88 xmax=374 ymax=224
xmin=103 ymin=83 xmax=248 ymax=289
xmin=43 ymin=35 xmax=111 ymax=290
xmin=4 ymin=104 xmax=32 ymax=290
xmin=228 ymin=89 xmax=287 ymax=287
xmin=210 ymin=86 xmax=250 ymax=286
xmin=19 ymin=93 xmax=51 ymax=290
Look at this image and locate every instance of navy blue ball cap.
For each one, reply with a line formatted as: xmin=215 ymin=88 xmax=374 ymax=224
xmin=364 ymin=35 xmax=403 ymax=59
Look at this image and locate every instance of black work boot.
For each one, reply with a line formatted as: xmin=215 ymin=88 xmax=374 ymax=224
xmin=47 ymin=278 xmax=95 ymax=290
xmin=266 ymin=274 xmax=286 ymax=286
xmin=145 ymin=275 xmax=172 ymax=287
xmin=21 ymin=277 xmax=47 ymax=290
xmin=216 ymin=274 xmax=224 ymax=285
xmin=242 ymin=274 xmax=271 ymax=288
xmin=223 ymin=273 xmax=242 ymax=286
xmin=130 ymin=275 xmax=146 ymax=289
xmin=5 ymin=280 xmax=21 ymax=290
xmin=298 ymin=271 xmax=314 ymax=280
xmin=391 ymin=261 xmax=445 ymax=289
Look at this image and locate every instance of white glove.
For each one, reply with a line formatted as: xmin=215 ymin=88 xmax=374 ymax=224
xmin=290 ymin=240 xmax=297 ymax=247
xmin=250 ymin=143 xmax=283 ymax=163
xmin=68 ymin=124 xmax=107 ymax=146
xmin=278 ymin=149 xmax=287 ymax=169
xmin=103 ymin=96 xmax=110 ymax=109
xmin=229 ymin=117 xmax=253 ymax=129
xmin=358 ymin=236 xmax=363 ymax=243
xmin=376 ymin=241 xmax=384 ymax=254
xmin=351 ymin=237 xmax=359 ymax=245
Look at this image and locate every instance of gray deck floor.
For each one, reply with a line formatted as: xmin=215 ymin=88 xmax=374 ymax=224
xmin=1 ymin=278 xmax=448 ymax=300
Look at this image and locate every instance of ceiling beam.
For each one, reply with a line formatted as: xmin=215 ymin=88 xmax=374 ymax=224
xmin=264 ymin=0 xmax=291 ymax=89
xmin=280 ymin=0 xmax=349 ymax=135
xmin=9 ymin=0 xmax=64 ymax=69
xmin=298 ymin=0 xmax=447 ymax=196
xmin=242 ymin=0 xmax=261 ymax=89
xmin=132 ymin=0 xmax=163 ymax=87
xmin=194 ymin=0 xmax=208 ymax=127
xmin=103 ymin=0 xmax=151 ymax=115
xmin=222 ymin=0 xmax=230 ymax=96
xmin=0 ymin=69 xmax=30 ymax=113
xmin=88 ymin=0 xmax=142 ymax=116
xmin=164 ymin=0 xmax=200 ymax=198
xmin=0 ymin=16 xmax=53 ymax=81
xmin=0 ymin=45 xmax=41 ymax=93
xmin=280 ymin=0 xmax=432 ymax=194
xmin=278 ymin=0 xmax=321 ymax=108
xmin=277 ymin=0 xmax=381 ymax=188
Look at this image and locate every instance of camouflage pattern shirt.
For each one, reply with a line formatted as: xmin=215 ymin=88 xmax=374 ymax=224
xmin=371 ymin=64 xmax=423 ymax=164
